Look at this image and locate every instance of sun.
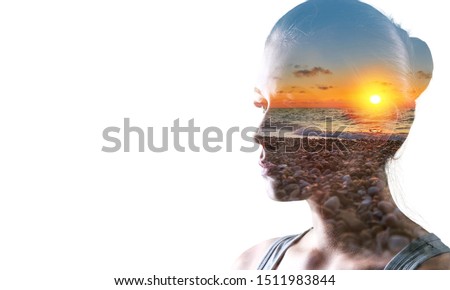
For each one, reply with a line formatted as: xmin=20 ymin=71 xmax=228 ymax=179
xmin=370 ymin=95 xmax=381 ymax=105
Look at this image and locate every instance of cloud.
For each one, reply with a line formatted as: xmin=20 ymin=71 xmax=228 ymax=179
xmin=316 ymin=85 xmax=334 ymax=90
xmin=374 ymin=81 xmax=392 ymax=86
xmin=416 ymin=70 xmax=432 ymax=80
xmin=293 ymin=66 xmax=332 ymax=78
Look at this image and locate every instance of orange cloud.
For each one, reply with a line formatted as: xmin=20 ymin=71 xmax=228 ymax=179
xmin=416 ymin=70 xmax=432 ymax=80
xmin=293 ymin=66 xmax=333 ymax=78
xmin=316 ymin=85 xmax=334 ymax=90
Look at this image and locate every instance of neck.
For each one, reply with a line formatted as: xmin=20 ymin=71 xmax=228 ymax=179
xmin=306 ymin=169 xmax=426 ymax=257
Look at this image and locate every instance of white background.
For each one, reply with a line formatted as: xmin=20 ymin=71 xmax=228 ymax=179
xmin=1 ymin=0 xmax=449 ymax=289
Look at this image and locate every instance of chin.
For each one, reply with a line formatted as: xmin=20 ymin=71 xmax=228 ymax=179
xmin=263 ymin=174 xmax=312 ymax=202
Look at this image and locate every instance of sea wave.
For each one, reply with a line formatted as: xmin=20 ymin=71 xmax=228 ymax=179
xmin=293 ymin=127 xmax=407 ymax=140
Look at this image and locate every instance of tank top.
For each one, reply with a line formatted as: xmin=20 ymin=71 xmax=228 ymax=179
xmin=257 ymin=229 xmax=450 ymax=270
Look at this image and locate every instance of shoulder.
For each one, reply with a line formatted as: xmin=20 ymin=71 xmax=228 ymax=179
xmin=417 ymin=253 xmax=450 ymax=270
xmin=233 ymin=238 xmax=279 ymax=270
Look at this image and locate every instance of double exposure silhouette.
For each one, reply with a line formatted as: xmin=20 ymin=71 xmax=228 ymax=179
xmin=236 ymin=0 xmax=450 ymax=270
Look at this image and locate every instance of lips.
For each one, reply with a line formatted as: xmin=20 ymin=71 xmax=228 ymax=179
xmin=259 ymin=160 xmax=276 ymax=169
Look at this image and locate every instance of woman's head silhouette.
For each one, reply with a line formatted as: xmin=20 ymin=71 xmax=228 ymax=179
xmin=255 ymin=0 xmax=433 ymax=201
xmin=237 ymin=0 xmax=450 ymax=270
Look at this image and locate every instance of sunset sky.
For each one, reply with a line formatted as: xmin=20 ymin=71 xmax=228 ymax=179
xmin=259 ymin=0 xmax=433 ymax=110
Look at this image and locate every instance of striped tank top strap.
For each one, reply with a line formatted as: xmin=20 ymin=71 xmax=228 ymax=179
xmin=257 ymin=228 xmax=312 ymax=270
xmin=384 ymin=233 xmax=450 ymax=270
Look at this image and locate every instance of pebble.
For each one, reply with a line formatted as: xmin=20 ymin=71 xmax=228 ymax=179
xmin=338 ymin=211 xmax=365 ymax=231
xmin=284 ymin=183 xmax=300 ymax=194
xmin=375 ymin=179 xmax=386 ymax=190
xmin=383 ymin=213 xmax=398 ymax=227
xmin=324 ymin=196 xmax=341 ymax=212
xmin=298 ymin=180 xmax=311 ymax=189
xmin=367 ymin=186 xmax=380 ymax=195
xmin=335 ymin=220 xmax=348 ymax=233
xmin=376 ymin=230 xmax=389 ymax=251
xmin=342 ymin=175 xmax=352 ymax=183
xmin=361 ymin=197 xmax=372 ymax=206
xmin=357 ymin=189 xmax=366 ymax=195
xmin=373 ymin=209 xmax=384 ymax=219
xmin=378 ymin=201 xmax=395 ymax=213
xmin=301 ymin=186 xmax=314 ymax=199
xmin=275 ymin=189 xmax=286 ymax=199
xmin=342 ymin=175 xmax=352 ymax=187
xmin=369 ymin=177 xmax=380 ymax=184
xmin=293 ymin=170 xmax=304 ymax=178
xmin=360 ymin=229 xmax=372 ymax=241
xmin=289 ymin=189 xmax=300 ymax=199
xmin=388 ymin=235 xmax=410 ymax=252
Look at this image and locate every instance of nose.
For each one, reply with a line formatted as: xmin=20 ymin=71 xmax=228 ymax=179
xmin=253 ymin=133 xmax=263 ymax=145
xmin=254 ymin=134 xmax=279 ymax=152
xmin=254 ymin=108 xmax=282 ymax=150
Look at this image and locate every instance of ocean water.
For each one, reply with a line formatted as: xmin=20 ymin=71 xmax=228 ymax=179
xmin=260 ymin=108 xmax=415 ymax=140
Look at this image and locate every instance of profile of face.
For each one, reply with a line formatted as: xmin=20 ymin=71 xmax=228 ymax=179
xmin=254 ymin=0 xmax=433 ymax=252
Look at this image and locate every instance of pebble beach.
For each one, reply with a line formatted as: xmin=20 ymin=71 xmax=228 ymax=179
xmin=258 ymin=136 xmax=422 ymax=255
